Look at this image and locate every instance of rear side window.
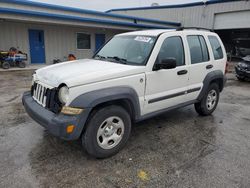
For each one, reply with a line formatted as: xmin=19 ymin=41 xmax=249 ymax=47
xmin=187 ymin=35 xmax=209 ymax=64
xmin=157 ymin=36 xmax=185 ymax=66
xmin=208 ymin=36 xmax=223 ymax=60
xmin=199 ymin=36 xmax=209 ymax=62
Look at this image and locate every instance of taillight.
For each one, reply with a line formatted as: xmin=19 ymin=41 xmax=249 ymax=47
xmin=225 ymin=62 xmax=229 ymax=74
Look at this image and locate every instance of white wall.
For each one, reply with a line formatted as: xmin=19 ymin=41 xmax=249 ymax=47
xmin=214 ymin=10 xmax=250 ymax=30
xmin=0 ymin=21 xmax=122 ymax=64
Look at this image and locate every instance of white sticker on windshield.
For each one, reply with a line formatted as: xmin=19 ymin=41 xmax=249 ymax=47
xmin=134 ymin=36 xmax=152 ymax=43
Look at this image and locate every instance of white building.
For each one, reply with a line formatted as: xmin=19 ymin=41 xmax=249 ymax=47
xmin=0 ymin=0 xmax=180 ymax=64
xmin=107 ymin=0 xmax=250 ymax=56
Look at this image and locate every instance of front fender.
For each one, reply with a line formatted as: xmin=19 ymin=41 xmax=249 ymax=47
xmin=70 ymin=87 xmax=141 ymax=120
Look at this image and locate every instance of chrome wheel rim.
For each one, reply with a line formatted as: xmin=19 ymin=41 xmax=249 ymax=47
xmin=97 ymin=116 xmax=124 ymax=150
xmin=206 ymin=89 xmax=217 ymax=111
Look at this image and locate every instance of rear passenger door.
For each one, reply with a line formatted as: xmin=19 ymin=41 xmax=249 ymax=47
xmin=185 ymin=35 xmax=212 ymax=101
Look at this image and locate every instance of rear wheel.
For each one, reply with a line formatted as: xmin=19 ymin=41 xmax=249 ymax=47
xmin=18 ymin=61 xmax=26 ymax=68
xmin=82 ymin=105 xmax=131 ymax=158
xmin=195 ymin=83 xmax=220 ymax=116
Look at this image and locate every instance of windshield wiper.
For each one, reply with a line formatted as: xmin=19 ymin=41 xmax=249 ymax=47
xmin=107 ymin=56 xmax=127 ymax=64
xmin=95 ymin=54 xmax=106 ymax=60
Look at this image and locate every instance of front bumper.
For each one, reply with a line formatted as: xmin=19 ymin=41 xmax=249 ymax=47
xmin=235 ymin=66 xmax=250 ymax=78
xmin=22 ymin=91 xmax=90 ymax=140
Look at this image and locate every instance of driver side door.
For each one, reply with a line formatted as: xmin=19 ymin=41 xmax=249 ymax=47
xmin=143 ymin=34 xmax=189 ymax=115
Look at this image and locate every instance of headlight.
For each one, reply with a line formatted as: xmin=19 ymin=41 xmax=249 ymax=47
xmin=238 ymin=62 xmax=248 ymax=68
xmin=58 ymin=86 xmax=69 ymax=104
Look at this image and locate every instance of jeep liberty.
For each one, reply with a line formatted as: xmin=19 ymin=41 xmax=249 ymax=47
xmin=23 ymin=29 xmax=227 ymax=158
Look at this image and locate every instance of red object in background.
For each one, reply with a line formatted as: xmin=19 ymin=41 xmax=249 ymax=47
xmin=8 ymin=47 xmax=18 ymax=56
xmin=68 ymin=54 xmax=76 ymax=61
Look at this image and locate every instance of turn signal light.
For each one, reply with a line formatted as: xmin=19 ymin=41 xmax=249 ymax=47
xmin=66 ymin=125 xmax=75 ymax=133
xmin=61 ymin=106 xmax=83 ymax=115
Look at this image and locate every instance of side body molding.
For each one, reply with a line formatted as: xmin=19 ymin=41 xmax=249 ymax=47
xmin=197 ymin=70 xmax=226 ymax=101
xmin=70 ymin=87 xmax=141 ymax=120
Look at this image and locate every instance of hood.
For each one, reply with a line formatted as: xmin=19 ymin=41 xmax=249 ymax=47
xmin=35 ymin=59 xmax=145 ymax=87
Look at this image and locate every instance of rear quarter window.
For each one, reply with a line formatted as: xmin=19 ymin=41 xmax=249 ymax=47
xmin=208 ymin=36 xmax=224 ymax=60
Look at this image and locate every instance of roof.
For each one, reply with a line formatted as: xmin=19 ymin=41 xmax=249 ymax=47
xmin=0 ymin=0 xmax=181 ymax=28
xmin=117 ymin=29 xmax=175 ymax=36
xmin=117 ymin=28 xmax=214 ymax=37
xmin=106 ymin=0 xmax=243 ymax=12
xmin=0 ymin=7 xmax=171 ymax=29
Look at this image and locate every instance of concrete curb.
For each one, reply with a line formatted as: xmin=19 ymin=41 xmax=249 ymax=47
xmin=0 ymin=65 xmax=47 ymax=72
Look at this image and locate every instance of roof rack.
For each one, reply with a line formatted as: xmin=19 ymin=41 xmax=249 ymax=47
xmin=176 ymin=27 xmax=213 ymax=32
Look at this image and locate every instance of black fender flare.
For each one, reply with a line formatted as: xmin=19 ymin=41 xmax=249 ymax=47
xmin=70 ymin=86 xmax=141 ymax=120
xmin=197 ymin=70 xmax=225 ymax=101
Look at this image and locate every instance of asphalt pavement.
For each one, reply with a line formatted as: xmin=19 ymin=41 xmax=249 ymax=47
xmin=0 ymin=70 xmax=250 ymax=188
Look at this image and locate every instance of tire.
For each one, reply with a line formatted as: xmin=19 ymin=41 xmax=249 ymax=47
xmin=195 ymin=83 xmax=220 ymax=116
xmin=236 ymin=76 xmax=245 ymax=82
xmin=82 ymin=105 xmax=131 ymax=158
xmin=2 ymin=62 xmax=10 ymax=69
xmin=18 ymin=61 xmax=26 ymax=68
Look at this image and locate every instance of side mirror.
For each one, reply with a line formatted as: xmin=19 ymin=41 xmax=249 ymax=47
xmin=154 ymin=58 xmax=177 ymax=70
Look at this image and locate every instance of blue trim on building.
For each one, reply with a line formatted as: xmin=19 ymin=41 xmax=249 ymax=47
xmin=0 ymin=0 xmax=180 ymax=26
xmin=0 ymin=7 xmax=173 ymax=29
xmin=106 ymin=0 xmax=243 ymax=12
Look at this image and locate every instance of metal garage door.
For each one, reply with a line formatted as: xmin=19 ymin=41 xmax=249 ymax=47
xmin=214 ymin=10 xmax=250 ymax=30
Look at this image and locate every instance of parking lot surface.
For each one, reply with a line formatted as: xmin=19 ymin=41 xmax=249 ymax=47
xmin=0 ymin=70 xmax=250 ymax=188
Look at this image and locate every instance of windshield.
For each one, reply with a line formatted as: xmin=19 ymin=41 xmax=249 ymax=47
xmin=93 ymin=35 xmax=156 ymax=65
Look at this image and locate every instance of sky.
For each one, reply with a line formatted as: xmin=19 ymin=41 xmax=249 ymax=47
xmin=29 ymin=0 xmax=202 ymax=11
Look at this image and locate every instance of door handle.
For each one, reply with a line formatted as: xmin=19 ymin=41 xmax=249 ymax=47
xmin=177 ymin=70 xmax=188 ymax=75
xmin=206 ymin=64 xmax=213 ymax=69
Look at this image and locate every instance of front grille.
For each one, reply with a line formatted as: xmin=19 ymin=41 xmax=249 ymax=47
xmin=31 ymin=81 xmax=62 ymax=113
xmin=32 ymin=82 xmax=49 ymax=107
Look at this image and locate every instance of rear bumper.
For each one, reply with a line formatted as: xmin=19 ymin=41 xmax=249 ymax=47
xmin=235 ymin=67 xmax=250 ymax=78
xmin=22 ymin=91 xmax=90 ymax=140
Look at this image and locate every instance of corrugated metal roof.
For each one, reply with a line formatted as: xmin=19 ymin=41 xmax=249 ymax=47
xmin=106 ymin=0 xmax=244 ymax=12
xmin=0 ymin=7 xmax=174 ymax=29
xmin=0 ymin=0 xmax=181 ymax=27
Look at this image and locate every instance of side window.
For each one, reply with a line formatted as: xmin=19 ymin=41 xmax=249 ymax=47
xmin=76 ymin=33 xmax=91 ymax=49
xmin=208 ymin=36 xmax=223 ymax=60
xmin=187 ymin=35 xmax=209 ymax=64
xmin=199 ymin=36 xmax=209 ymax=62
xmin=157 ymin=36 xmax=185 ymax=67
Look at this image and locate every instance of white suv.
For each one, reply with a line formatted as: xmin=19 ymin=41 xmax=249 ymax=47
xmin=23 ymin=29 xmax=227 ymax=158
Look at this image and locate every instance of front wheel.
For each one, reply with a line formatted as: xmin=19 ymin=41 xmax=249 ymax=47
xmin=195 ymin=83 xmax=220 ymax=116
xmin=82 ymin=105 xmax=131 ymax=158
